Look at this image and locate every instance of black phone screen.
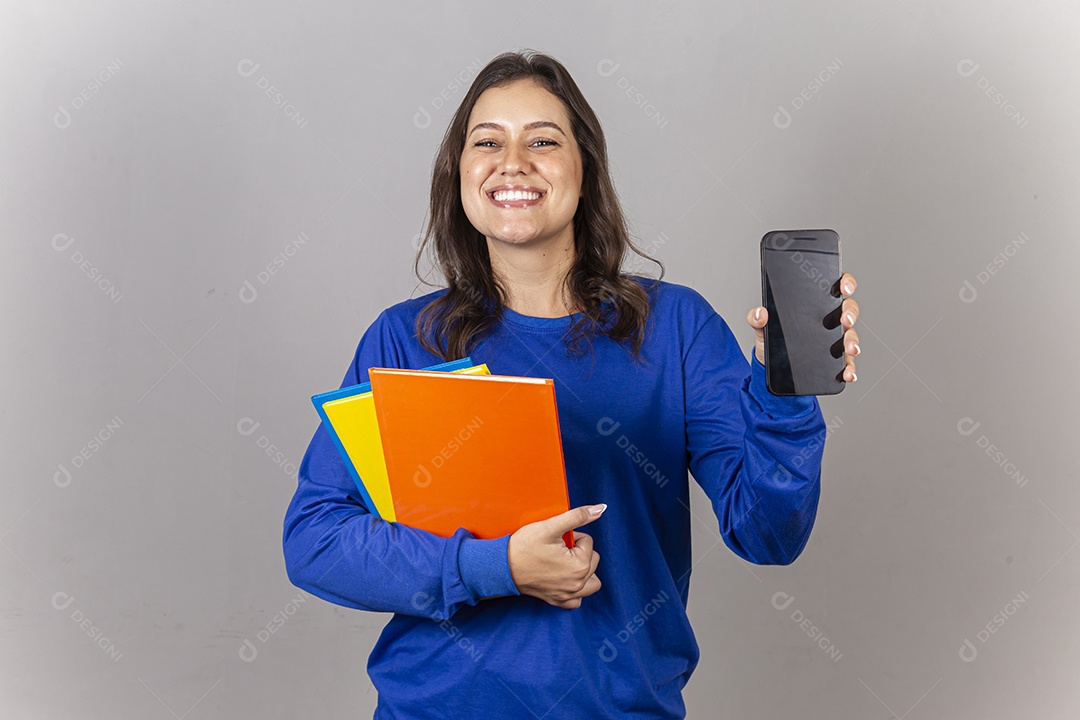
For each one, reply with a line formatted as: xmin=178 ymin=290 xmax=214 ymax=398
xmin=760 ymin=229 xmax=845 ymax=396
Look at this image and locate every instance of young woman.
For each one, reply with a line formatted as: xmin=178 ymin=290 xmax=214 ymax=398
xmin=284 ymin=50 xmax=860 ymax=719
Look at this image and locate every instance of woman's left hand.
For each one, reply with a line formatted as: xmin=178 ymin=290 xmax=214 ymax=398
xmin=746 ymin=272 xmax=860 ymax=383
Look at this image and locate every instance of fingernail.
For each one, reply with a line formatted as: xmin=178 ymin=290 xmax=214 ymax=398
xmin=845 ymin=313 xmax=855 ymax=326
xmin=843 ymin=282 xmax=854 ymax=295
xmin=850 ymin=371 xmax=857 ymax=382
xmin=754 ymin=307 xmax=761 ymax=321
xmin=589 ymin=504 xmax=607 ymax=518
xmin=853 ymin=343 xmax=861 ymax=355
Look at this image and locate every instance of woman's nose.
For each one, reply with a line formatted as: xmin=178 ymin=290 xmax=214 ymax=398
xmin=500 ymin=142 xmax=528 ymax=174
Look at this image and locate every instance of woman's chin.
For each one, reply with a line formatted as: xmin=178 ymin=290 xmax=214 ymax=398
xmin=486 ymin=231 xmax=543 ymax=247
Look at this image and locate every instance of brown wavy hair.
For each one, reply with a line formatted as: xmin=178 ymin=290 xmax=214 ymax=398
xmin=413 ymin=50 xmax=664 ymax=362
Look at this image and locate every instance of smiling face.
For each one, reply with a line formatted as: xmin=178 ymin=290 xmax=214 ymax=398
xmin=459 ymin=78 xmax=584 ymax=250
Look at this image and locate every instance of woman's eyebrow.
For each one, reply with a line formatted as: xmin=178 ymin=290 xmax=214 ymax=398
xmin=467 ymin=120 xmax=567 ymax=136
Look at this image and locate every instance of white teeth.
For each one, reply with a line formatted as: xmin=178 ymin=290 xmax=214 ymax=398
xmin=492 ymin=189 xmax=541 ymax=202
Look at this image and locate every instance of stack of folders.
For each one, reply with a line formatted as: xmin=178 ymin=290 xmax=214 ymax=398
xmin=311 ymin=358 xmax=574 ymax=548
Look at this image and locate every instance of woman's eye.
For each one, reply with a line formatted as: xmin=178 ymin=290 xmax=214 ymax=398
xmin=532 ymin=139 xmax=557 ymax=147
xmin=474 ymin=139 xmax=498 ymax=147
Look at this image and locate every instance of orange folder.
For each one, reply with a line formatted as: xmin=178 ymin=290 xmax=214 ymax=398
xmin=368 ymin=368 xmax=574 ymax=548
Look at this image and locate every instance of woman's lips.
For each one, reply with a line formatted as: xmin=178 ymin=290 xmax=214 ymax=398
xmin=487 ymin=186 xmax=545 ymax=208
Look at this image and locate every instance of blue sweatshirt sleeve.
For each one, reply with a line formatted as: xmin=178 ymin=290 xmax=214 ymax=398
xmin=282 ymin=311 xmax=520 ymax=620
xmin=684 ymin=312 xmax=827 ymax=565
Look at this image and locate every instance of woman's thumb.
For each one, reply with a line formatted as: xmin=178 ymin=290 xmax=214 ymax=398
xmin=545 ymin=504 xmax=606 ymax=538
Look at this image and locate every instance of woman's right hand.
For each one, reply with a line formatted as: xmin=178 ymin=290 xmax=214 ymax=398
xmin=507 ymin=504 xmax=606 ymax=609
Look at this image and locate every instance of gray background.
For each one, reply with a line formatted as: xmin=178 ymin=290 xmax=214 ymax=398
xmin=3 ymin=0 xmax=1077 ymax=717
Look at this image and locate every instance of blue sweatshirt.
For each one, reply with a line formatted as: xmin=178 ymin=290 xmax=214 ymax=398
xmin=283 ymin=276 xmax=826 ymax=719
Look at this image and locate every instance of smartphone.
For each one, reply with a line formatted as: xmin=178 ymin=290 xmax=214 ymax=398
xmin=760 ymin=229 xmax=845 ymax=396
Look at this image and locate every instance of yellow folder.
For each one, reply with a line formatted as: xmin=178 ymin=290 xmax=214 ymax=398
xmin=319 ymin=363 xmax=490 ymax=520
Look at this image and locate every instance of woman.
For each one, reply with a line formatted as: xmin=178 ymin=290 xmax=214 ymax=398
xmin=284 ymin=50 xmax=860 ymax=719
